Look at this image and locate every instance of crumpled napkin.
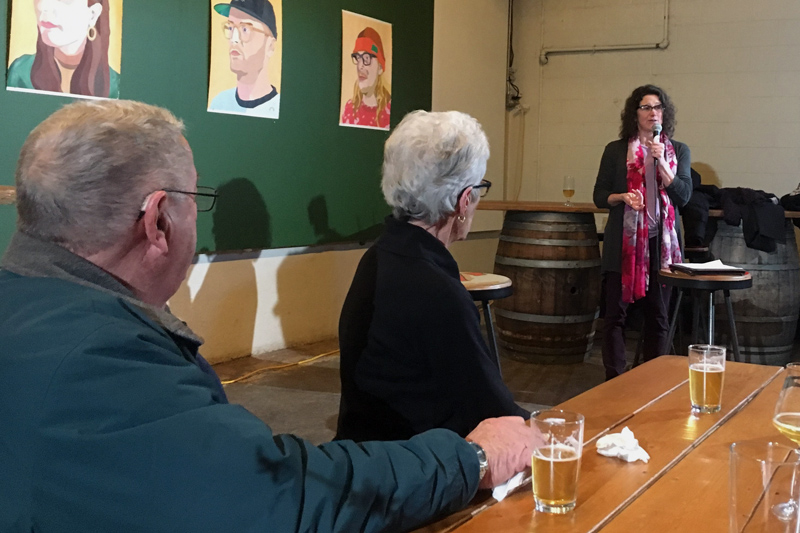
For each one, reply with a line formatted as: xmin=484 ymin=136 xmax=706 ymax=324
xmin=596 ymin=426 xmax=650 ymax=463
xmin=492 ymin=471 xmax=527 ymax=502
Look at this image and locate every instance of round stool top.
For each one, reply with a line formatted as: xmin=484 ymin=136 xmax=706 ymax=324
xmin=658 ymin=269 xmax=753 ymax=291
xmin=460 ymin=272 xmax=513 ymax=301
xmin=460 ymin=272 xmax=512 ymax=291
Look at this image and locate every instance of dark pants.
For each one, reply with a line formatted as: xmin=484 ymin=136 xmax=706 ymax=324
xmin=602 ymin=237 xmax=671 ymax=380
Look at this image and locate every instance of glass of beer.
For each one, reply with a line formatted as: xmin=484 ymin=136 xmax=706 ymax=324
xmin=688 ymin=344 xmax=726 ymax=413
xmin=531 ymin=409 xmax=584 ymax=514
xmin=563 ymin=175 xmax=575 ymax=206
xmin=773 ymin=363 xmax=800 ymax=447
xmin=770 ymin=363 xmax=800 ymax=520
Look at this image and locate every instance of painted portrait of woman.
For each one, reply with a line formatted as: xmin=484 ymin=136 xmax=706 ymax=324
xmin=7 ymin=0 xmax=121 ymax=99
xmin=339 ymin=12 xmax=392 ymax=131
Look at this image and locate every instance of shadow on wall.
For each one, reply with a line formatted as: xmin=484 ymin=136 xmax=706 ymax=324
xmin=308 ymin=195 xmax=386 ymax=246
xmin=212 ymin=178 xmax=273 ymax=252
xmin=308 ymin=195 xmax=344 ymax=244
xmin=692 ymin=162 xmax=722 ymax=187
xmin=271 ymin=195 xmax=382 ymax=348
xmin=170 ymin=178 xmax=271 ymax=364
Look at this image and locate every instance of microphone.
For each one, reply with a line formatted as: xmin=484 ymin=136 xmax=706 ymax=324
xmin=652 ymin=123 xmax=662 ymax=172
xmin=652 ymin=122 xmax=662 ymax=142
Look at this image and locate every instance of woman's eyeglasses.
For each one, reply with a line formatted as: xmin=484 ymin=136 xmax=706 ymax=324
xmin=473 ymin=179 xmax=492 ymax=198
xmin=458 ymin=179 xmax=492 ymax=200
xmin=637 ymin=104 xmax=664 ymax=112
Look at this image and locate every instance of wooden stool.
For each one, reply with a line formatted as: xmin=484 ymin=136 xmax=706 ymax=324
xmin=657 ymin=269 xmax=752 ymax=362
xmin=460 ymin=272 xmax=513 ymax=372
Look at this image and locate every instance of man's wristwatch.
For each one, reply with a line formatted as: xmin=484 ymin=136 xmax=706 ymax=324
xmin=467 ymin=441 xmax=488 ymax=481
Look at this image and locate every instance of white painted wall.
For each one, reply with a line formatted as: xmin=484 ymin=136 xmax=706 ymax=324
xmin=433 ymin=0 xmax=508 ymax=233
xmin=168 ymin=248 xmax=365 ymax=364
xmin=513 ymin=0 xmax=800 ymax=208
xmin=169 ymin=0 xmax=511 ymax=364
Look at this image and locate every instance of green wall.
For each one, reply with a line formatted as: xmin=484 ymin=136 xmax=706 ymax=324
xmin=0 ymin=0 xmax=434 ymax=253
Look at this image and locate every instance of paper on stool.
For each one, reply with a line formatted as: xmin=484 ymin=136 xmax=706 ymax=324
xmin=596 ymin=427 xmax=650 ymax=463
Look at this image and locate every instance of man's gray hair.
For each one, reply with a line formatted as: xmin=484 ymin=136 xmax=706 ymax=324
xmin=15 ymin=99 xmax=191 ymax=255
xmin=382 ymin=110 xmax=489 ymax=225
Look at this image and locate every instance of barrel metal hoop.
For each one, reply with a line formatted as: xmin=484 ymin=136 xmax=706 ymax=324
xmin=503 ymin=221 xmax=596 ymax=233
xmin=499 ymin=235 xmax=598 ymax=247
xmin=495 ymin=308 xmax=599 ymax=324
xmin=497 ymin=340 xmax=594 ymax=356
xmin=495 ymin=256 xmax=602 ymax=269
xmin=739 ymin=344 xmax=795 ymax=355
xmin=506 ymin=212 xmax=594 ymax=224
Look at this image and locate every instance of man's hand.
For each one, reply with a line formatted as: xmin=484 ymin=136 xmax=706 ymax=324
xmin=466 ymin=416 xmax=545 ymax=489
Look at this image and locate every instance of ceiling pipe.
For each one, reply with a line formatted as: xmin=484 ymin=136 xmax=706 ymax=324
xmin=540 ymin=0 xmax=670 ymax=65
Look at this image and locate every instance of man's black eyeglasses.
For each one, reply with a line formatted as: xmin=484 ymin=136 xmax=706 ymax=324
xmin=162 ymin=186 xmax=219 ymax=212
xmin=138 ymin=186 xmax=219 ymax=220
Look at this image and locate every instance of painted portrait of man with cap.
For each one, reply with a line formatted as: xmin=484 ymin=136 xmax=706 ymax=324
xmin=208 ymin=0 xmax=282 ymax=119
xmin=339 ymin=11 xmax=392 ymax=131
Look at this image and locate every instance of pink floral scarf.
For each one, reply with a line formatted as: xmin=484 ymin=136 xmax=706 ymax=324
xmin=621 ymin=135 xmax=682 ymax=303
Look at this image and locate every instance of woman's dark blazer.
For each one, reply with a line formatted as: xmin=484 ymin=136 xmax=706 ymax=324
xmin=593 ymin=138 xmax=693 ymax=274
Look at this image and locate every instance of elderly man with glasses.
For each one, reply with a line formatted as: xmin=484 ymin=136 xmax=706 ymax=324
xmin=0 ymin=100 xmax=537 ymax=531
xmin=209 ymin=0 xmax=281 ymax=119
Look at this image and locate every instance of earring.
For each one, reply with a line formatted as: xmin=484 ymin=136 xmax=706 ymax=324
xmin=457 ymin=215 xmax=466 ymax=223
xmin=87 ymin=25 xmax=97 ymax=41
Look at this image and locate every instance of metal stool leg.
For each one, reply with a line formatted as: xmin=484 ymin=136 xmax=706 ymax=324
xmin=708 ymin=290 xmax=715 ymax=345
xmin=692 ymin=290 xmax=701 ymax=345
xmin=666 ymin=289 xmax=684 ymax=355
xmin=724 ymin=289 xmax=741 ymax=362
xmin=633 ymin=323 xmax=645 ymax=368
xmin=481 ymin=300 xmax=502 ymax=375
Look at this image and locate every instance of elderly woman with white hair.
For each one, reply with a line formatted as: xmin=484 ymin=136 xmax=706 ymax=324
xmin=335 ymin=110 xmax=529 ymax=443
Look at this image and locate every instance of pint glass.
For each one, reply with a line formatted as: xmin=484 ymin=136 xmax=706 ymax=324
xmin=531 ymin=409 xmax=584 ymax=514
xmin=689 ymin=344 xmax=726 ymax=413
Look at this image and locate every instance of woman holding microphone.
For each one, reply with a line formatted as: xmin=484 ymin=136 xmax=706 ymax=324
xmin=593 ymin=84 xmax=692 ymax=380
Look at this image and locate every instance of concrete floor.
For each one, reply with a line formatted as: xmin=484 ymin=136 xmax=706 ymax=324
xmin=215 ymin=317 xmax=800 ymax=446
xmin=215 ymin=326 xmax=630 ymax=445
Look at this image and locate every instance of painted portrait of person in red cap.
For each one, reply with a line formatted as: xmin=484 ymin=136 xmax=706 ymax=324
xmin=340 ymin=12 xmax=392 ymax=131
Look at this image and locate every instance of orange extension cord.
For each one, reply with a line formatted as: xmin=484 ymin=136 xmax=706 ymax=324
xmin=220 ymin=349 xmax=340 ymax=385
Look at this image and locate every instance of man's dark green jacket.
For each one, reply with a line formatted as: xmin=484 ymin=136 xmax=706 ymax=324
xmin=0 ymin=232 xmax=480 ymax=532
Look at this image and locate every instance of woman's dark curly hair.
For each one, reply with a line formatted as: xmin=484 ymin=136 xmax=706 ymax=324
xmin=619 ymin=84 xmax=676 ymax=140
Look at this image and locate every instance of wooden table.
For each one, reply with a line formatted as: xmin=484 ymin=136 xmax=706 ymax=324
xmin=416 ymin=356 xmax=787 ymax=532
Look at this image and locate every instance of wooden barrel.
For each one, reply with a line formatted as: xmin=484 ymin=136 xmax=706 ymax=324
xmin=493 ymin=211 xmax=601 ymax=364
xmin=710 ymin=220 xmax=800 ymax=365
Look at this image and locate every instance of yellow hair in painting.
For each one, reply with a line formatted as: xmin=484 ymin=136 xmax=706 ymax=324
xmin=351 ymin=74 xmax=391 ymax=128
